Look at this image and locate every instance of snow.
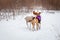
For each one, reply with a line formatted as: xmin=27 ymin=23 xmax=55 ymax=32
xmin=0 ymin=10 xmax=60 ymax=40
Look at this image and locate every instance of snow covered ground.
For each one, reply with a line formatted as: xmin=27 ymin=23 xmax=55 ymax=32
xmin=0 ymin=10 xmax=60 ymax=40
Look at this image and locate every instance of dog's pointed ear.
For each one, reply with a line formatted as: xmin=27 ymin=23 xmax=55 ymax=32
xmin=39 ymin=12 xmax=41 ymax=14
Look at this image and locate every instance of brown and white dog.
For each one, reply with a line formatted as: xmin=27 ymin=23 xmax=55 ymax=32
xmin=25 ymin=11 xmax=41 ymax=31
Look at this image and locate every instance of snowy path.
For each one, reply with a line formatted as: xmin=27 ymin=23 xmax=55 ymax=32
xmin=0 ymin=11 xmax=60 ymax=40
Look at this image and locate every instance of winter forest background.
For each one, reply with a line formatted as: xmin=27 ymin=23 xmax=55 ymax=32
xmin=0 ymin=0 xmax=60 ymax=40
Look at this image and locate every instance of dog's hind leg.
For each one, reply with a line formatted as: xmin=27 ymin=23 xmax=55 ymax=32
xmin=26 ymin=21 xmax=29 ymax=28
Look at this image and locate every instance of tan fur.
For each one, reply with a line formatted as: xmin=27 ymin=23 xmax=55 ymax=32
xmin=31 ymin=17 xmax=39 ymax=30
